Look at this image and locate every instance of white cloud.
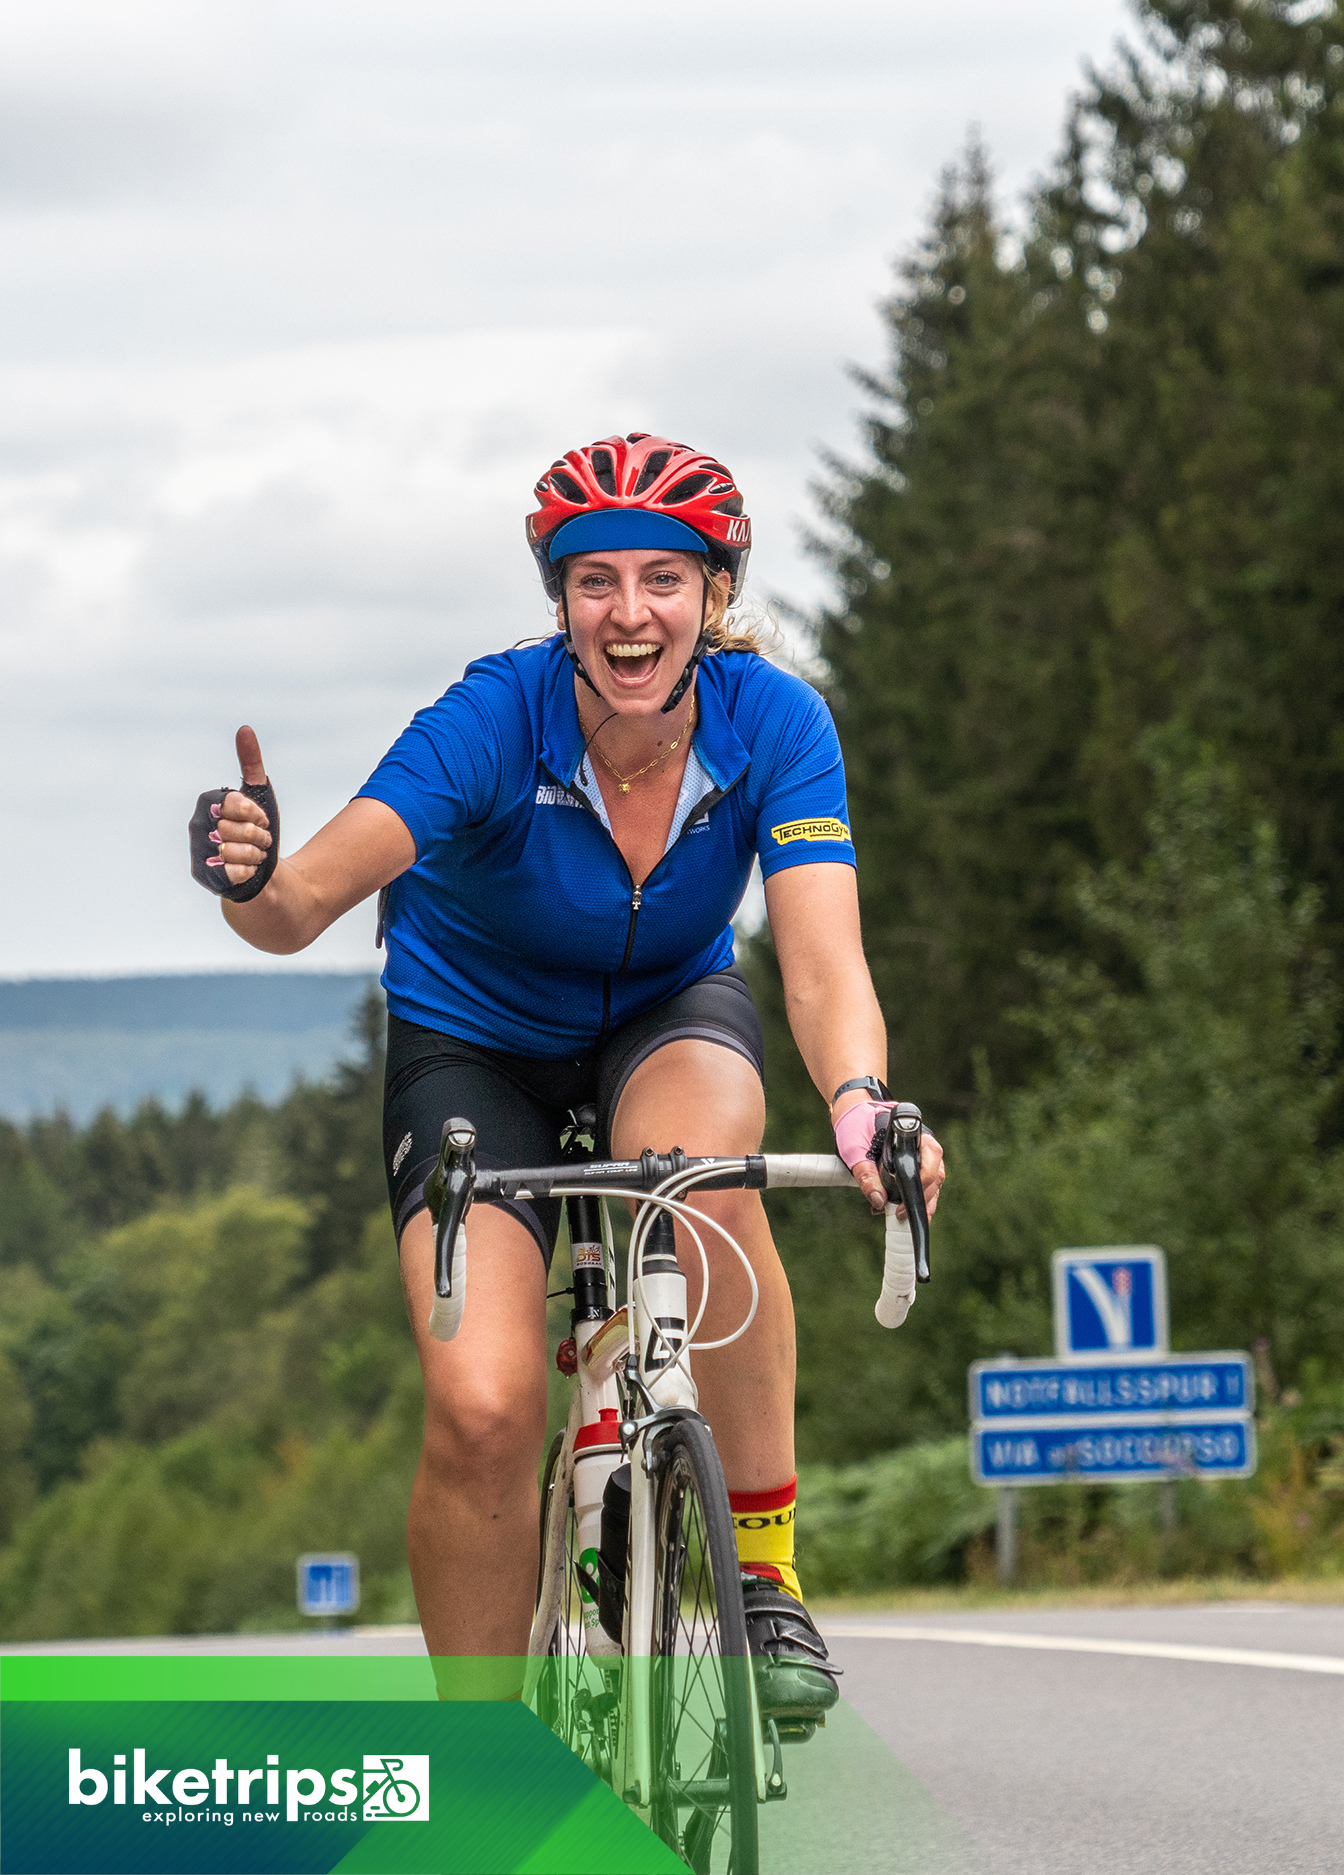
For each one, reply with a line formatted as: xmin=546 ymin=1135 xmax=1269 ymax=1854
xmin=0 ymin=0 xmax=1133 ymax=974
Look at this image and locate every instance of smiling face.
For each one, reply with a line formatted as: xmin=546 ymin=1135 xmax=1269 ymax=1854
xmin=560 ymin=548 xmax=726 ymax=716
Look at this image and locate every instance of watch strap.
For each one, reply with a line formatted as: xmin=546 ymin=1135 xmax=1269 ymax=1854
xmin=830 ymin=1076 xmax=889 ymax=1106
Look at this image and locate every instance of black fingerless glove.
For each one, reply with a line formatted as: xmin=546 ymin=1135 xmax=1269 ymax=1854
xmin=188 ymin=779 xmax=280 ymax=904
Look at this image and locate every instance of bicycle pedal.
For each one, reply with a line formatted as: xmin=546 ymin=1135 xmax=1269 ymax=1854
xmin=773 ymin=1720 xmax=817 ymax=1744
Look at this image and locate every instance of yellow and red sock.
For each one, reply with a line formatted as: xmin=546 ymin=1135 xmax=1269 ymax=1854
xmin=729 ymin=1477 xmax=801 ymax=1601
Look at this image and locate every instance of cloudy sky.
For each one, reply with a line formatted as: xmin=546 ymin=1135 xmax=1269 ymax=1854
xmin=0 ymin=0 xmax=1133 ymax=978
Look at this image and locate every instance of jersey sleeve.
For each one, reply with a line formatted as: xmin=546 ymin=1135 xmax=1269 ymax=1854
xmin=752 ymin=677 xmax=857 ymax=880
xmin=355 ymin=667 xmax=510 ymax=860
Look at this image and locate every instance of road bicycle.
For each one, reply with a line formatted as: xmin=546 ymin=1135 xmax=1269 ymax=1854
xmin=425 ymin=1105 xmax=931 ymax=1875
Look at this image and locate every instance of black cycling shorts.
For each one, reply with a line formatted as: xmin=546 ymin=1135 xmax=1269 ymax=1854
xmin=382 ymin=966 xmax=765 ymax=1265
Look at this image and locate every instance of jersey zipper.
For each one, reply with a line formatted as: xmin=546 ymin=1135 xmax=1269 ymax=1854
xmin=538 ymin=754 xmax=749 ymax=1032
xmin=620 ymin=886 xmax=643 ymax=972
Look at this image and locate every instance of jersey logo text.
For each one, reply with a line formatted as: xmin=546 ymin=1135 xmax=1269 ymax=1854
xmin=769 ymin=817 xmax=852 ymax=846
xmin=535 ymin=785 xmax=584 ymax=809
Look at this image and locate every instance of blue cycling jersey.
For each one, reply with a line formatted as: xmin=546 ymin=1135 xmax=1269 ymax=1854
xmin=357 ymin=633 xmax=855 ymax=1055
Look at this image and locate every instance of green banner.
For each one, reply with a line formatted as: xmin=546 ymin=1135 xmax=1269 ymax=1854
xmin=0 ymin=1659 xmax=683 ymax=1875
xmin=3 ymin=1655 xmax=977 ymax=1874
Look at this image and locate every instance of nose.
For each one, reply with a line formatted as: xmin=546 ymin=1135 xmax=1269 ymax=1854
xmin=609 ymin=569 xmax=653 ymax=629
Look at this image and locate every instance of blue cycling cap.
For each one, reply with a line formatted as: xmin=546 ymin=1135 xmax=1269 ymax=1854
xmin=546 ymin=508 xmax=709 ymax=562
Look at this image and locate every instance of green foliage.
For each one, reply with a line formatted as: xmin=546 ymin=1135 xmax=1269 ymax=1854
xmin=0 ymin=1197 xmax=420 ymax=1641
xmin=791 ymin=0 xmax=1344 ymax=1117
xmin=797 ymin=1438 xmax=997 ymax=1592
xmin=774 ymin=740 xmax=1344 ymax=1460
xmin=275 ymin=989 xmax=389 ymax=1277
xmin=744 ymin=0 xmax=1344 ymax=1478
xmin=0 ymin=988 xmax=421 ymax=1640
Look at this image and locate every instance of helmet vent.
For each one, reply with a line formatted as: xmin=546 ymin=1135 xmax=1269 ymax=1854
xmin=550 ymin=470 xmax=588 ymax=505
xmin=712 ymin=495 xmax=744 ymax=516
xmin=626 ymin=432 xmax=650 ymax=443
xmin=590 ymin=448 xmax=617 ymax=496
xmin=633 ymin=449 xmax=672 ymax=494
xmin=663 ymin=472 xmax=715 ymax=505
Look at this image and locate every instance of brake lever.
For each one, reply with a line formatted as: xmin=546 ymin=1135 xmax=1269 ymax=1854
xmin=425 ymin=1116 xmax=477 ymax=1298
xmin=877 ymin=1102 xmax=931 ymax=1283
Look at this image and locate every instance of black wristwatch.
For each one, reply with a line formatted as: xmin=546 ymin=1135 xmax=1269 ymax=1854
xmin=830 ymin=1076 xmax=889 ymax=1106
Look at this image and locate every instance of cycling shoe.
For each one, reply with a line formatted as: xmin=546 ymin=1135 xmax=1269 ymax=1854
xmin=740 ymin=1577 xmax=841 ymax=1725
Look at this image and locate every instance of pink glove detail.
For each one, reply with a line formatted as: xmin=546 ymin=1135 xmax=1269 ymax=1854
xmin=832 ymin=1099 xmax=896 ymax=1170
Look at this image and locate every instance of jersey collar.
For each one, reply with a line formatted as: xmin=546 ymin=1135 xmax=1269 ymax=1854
xmin=540 ymin=634 xmax=752 ymax=795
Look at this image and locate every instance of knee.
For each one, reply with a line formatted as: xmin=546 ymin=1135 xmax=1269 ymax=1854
xmin=422 ymin=1380 xmax=545 ymax=1488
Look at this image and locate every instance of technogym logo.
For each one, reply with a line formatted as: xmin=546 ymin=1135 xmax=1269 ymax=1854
xmin=67 ymin=1747 xmax=430 ymax=1826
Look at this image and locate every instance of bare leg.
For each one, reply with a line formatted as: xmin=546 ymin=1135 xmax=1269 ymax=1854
xmin=399 ymin=1204 xmax=549 ymax=1689
xmin=610 ymin=1040 xmax=795 ymax=1490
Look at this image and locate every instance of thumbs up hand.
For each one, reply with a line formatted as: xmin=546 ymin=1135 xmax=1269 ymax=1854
xmin=189 ymin=726 xmax=281 ymax=903
xmin=217 ymin=726 xmax=273 ymax=882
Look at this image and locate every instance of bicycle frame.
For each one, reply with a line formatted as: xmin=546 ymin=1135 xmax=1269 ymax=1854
xmin=525 ymin=1160 xmax=817 ymax=1817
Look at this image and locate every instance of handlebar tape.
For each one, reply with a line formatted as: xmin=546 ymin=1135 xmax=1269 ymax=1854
xmin=189 ymin=779 xmax=280 ymax=904
xmin=426 ymin=1226 xmax=468 ymax=1342
xmin=761 ymin=1154 xmax=854 ymax=1188
xmin=875 ymin=1205 xmax=916 ymax=1328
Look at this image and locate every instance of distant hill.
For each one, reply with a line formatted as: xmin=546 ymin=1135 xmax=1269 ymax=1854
xmin=0 ymin=974 xmax=379 ymax=1121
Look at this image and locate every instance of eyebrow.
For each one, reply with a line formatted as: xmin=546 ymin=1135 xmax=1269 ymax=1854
xmin=574 ymin=555 xmax=688 ymax=574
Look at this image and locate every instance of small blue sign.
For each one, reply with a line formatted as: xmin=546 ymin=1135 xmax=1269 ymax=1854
xmin=972 ymin=1417 xmax=1256 ymax=1485
xmin=970 ymin=1353 xmax=1252 ymax=1423
xmin=296 ymin=1551 xmax=360 ymax=1617
xmin=1052 ymin=1247 xmax=1168 ymax=1359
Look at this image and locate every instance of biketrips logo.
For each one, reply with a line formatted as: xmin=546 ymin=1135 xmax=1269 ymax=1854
xmin=363 ymin=1754 xmax=429 ymax=1820
xmin=66 ymin=1746 xmax=429 ymax=1825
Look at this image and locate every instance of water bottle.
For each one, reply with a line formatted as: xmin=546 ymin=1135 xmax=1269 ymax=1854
xmin=572 ymin=1408 xmax=623 ymax=1657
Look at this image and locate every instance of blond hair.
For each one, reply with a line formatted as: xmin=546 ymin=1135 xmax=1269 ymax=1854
xmin=700 ymin=574 xmax=778 ymax=656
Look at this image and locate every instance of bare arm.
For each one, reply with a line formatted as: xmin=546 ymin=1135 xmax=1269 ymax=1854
xmin=213 ymin=727 xmax=417 ymax=954
xmin=765 ymin=862 xmax=943 ymax=1214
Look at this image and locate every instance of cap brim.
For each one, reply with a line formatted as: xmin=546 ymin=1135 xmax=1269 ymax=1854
xmin=546 ymin=509 xmax=708 ymax=561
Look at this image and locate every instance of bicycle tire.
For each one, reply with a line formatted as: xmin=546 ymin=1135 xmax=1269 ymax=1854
xmin=647 ymin=1415 xmax=758 ymax=1875
xmin=534 ymin=1431 xmax=619 ymax=1785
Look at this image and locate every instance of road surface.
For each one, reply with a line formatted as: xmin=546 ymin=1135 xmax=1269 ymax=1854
xmin=7 ymin=1602 xmax=1342 ymax=1872
xmin=823 ymin=1602 xmax=1344 ymax=1875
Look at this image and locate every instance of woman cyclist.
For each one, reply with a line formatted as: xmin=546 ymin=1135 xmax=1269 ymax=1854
xmin=190 ymin=433 xmax=944 ymax=1713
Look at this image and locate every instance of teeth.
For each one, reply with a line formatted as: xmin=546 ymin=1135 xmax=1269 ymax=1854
xmin=607 ymin=643 xmax=658 ymax=659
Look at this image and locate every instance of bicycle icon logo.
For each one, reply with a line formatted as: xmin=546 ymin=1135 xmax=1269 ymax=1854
xmin=362 ymin=1753 xmax=430 ymax=1821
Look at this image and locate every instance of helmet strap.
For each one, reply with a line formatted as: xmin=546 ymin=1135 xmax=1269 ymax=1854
xmin=661 ymin=572 xmax=711 ymax=715
xmin=557 ymin=576 xmax=602 ymax=697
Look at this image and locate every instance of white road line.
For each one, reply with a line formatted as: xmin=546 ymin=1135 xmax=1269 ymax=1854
xmin=823 ymin=1624 xmax=1344 ymax=1676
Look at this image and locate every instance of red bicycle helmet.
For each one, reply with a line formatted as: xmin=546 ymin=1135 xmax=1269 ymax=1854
xmin=526 ymin=433 xmax=752 ymax=603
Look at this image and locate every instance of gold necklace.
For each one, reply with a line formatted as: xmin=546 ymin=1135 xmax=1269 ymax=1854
xmin=593 ymin=700 xmax=697 ymax=795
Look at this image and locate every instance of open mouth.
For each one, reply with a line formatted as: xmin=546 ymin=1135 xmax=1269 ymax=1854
xmin=604 ymin=642 xmax=663 ymax=678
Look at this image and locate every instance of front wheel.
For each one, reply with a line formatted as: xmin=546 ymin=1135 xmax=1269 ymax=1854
xmin=647 ymin=1416 xmax=758 ymax=1875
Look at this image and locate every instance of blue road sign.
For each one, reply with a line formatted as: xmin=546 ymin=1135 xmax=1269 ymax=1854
xmin=969 ymin=1353 xmax=1253 ymax=1424
xmin=296 ymin=1551 xmax=360 ymax=1617
xmin=972 ymin=1417 xmax=1256 ymax=1486
xmin=1052 ymin=1247 xmax=1168 ymax=1359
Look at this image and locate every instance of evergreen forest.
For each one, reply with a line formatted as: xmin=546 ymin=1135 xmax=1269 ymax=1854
xmin=5 ymin=0 xmax=1344 ymax=1634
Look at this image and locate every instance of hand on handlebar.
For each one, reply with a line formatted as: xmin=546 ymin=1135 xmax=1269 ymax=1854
xmin=832 ymin=1098 xmax=945 ymax=1219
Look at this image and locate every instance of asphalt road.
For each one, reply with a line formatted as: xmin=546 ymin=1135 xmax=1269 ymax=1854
xmin=822 ymin=1603 xmax=1344 ymax=1875
xmin=7 ymin=1603 xmax=1343 ymax=1874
